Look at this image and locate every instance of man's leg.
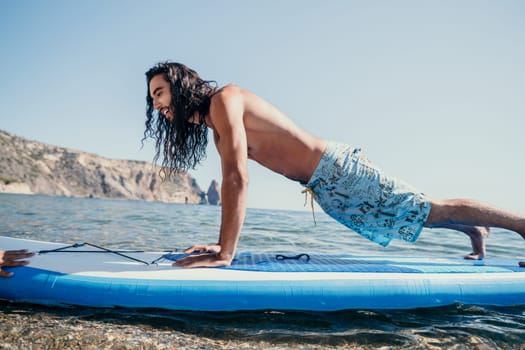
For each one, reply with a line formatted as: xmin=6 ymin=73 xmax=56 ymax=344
xmin=425 ymin=199 xmax=525 ymax=259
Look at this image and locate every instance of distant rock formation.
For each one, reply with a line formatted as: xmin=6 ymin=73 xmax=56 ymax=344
xmin=207 ymin=180 xmax=221 ymax=205
xmin=0 ymin=129 xmax=213 ymax=204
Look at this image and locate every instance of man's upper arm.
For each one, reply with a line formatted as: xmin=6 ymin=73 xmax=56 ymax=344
xmin=210 ymin=87 xmax=248 ymax=174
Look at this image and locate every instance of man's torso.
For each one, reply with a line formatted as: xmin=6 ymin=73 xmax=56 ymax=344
xmin=208 ymin=86 xmax=326 ymax=183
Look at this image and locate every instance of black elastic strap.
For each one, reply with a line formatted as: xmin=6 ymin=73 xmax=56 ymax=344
xmin=39 ymin=242 xmax=150 ymax=265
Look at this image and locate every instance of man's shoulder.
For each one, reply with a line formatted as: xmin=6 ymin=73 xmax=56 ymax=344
xmin=210 ymin=84 xmax=246 ymax=108
xmin=212 ymin=84 xmax=242 ymax=98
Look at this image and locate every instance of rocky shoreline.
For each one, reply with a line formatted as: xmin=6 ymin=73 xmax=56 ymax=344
xmin=0 ymin=301 xmax=385 ymax=350
xmin=0 ymin=130 xmax=220 ymax=205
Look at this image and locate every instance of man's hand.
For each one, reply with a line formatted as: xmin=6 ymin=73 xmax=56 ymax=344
xmin=173 ymin=252 xmax=232 ymax=268
xmin=0 ymin=249 xmax=34 ymax=278
xmin=173 ymin=244 xmax=232 ymax=268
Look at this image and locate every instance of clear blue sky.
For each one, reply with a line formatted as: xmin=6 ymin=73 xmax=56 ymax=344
xmin=1 ymin=1 xmax=524 ymax=212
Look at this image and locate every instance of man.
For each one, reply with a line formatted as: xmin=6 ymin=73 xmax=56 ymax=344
xmin=0 ymin=250 xmax=33 ymax=277
xmin=143 ymin=61 xmax=525 ymax=268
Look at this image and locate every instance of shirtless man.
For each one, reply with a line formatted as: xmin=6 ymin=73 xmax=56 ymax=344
xmin=144 ymin=62 xmax=525 ymax=268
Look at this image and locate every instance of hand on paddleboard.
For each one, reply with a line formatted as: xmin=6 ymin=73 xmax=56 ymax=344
xmin=173 ymin=244 xmax=231 ymax=268
xmin=0 ymin=249 xmax=34 ymax=277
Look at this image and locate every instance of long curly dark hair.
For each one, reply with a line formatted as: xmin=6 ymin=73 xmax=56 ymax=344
xmin=143 ymin=62 xmax=217 ymax=179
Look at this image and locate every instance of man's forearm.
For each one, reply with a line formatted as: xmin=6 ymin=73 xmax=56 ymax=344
xmin=217 ymin=175 xmax=248 ymax=261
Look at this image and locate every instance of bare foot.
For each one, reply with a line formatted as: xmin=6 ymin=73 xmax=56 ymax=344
xmin=463 ymin=226 xmax=490 ymax=260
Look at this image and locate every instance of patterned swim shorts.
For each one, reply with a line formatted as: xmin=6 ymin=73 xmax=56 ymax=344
xmin=304 ymin=142 xmax=432 ymax=247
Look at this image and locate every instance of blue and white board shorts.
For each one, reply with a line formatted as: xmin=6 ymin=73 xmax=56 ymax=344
xmin=304 ymin=142 xmax=432 ymax=247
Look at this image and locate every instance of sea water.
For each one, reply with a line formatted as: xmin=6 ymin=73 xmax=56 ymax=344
xmin=1 ymin=193 xmax=525 ymax=349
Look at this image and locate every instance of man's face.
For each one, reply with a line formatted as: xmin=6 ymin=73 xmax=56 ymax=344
xmin=149 ymin=74 xmax=174 ymax=121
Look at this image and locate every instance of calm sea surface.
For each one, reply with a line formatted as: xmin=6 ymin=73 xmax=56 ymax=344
xmin=1 ymin=193 xmax=525 ymax=349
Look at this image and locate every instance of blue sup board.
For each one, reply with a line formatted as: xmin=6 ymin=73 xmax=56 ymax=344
xmin=1 ymin=236 xmax=524 ymax=311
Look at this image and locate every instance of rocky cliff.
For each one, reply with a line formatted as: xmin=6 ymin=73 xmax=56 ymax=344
xmin=207 ymin=180 xmax=221 ymax=205
xmin=0 ymin=130 xmax=219 ymax=204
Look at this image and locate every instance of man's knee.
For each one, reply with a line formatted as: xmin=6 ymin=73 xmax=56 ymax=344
xmin=425 ymin=198 xmax=474 ymax=227
xmin=425 ymin=199 xmax=449 ymax=227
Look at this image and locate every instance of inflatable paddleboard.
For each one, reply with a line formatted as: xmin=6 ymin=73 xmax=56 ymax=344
xmin=1 ymin=236 xmax=525 ymax=311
